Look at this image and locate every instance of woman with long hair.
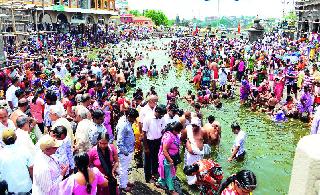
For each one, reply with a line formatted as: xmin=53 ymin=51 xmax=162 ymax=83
xmin=156 ymin=122 xmax=184 ymax=195
xmin=59 ymin=152 xmax=108 ymax=195
xmin=88 ymin=132 xmax=119 ymax=195
xmin=61 ymin=89 xmax=76 ymax=118
xmin=29 ymin=87 xmax=45 ymax=133
xmin=218 ymin=170 xmax=257 ymax=195
xmin=273 ymin=70 xmax=285 ymax=101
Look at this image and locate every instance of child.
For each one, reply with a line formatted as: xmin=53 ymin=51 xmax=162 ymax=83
xmin=212 ymin=93 xmax=222 ymax=108
xmin=240 ymin=80 xmax=251 ymax=105
xmin=249 ymin=88 xmax=258 ymax=111
xmin=267 ymin=93 xmax=278 ymax=115
xmin=283 ymin=96 xmax=298 ymax=118
xmin=314 ymin=81 xmax=320 ymax=108
xmin=197 ymin=91 xmax=204 ymax=104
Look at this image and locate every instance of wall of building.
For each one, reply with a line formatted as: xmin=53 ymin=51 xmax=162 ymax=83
xmin=288 ymin=134 xmax=320 ymax=195
xmin=120 ymin=15 xmax=133 ymax=23
xmin=26 ymin=0 xmax=115 ymax=10
xmin=37 ymin=11 xmax=111 ymax=24
xmin=296 ymin=0 xmax=320 ymax=35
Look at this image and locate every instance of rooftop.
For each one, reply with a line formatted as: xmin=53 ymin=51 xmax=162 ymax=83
xmin=133 ymin=16 xmax=152 ymax=21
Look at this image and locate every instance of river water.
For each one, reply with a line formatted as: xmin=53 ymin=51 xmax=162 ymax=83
xmin=121 ymin=38 xmax=309 ymax=194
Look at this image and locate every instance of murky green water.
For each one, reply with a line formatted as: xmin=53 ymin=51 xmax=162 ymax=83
xmin=123 ymin=38 xmax=309 ymax=194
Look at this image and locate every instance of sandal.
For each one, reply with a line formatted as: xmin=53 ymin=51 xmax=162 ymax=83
xmin=127 ymin=182 xmax=134 ymax=187
xmin=155 ymin=182 xmax=166 ymax=190
xmin=120 ymin=186 xmax=132 ymax=193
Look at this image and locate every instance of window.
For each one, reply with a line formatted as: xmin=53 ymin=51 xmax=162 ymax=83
xmin=79 ymin=0 xmax=88 ymax=9
xmin=44 ymin=0 xmax=51 ymax=5
xmin=91 ymin=0 xmax=95 ymax=8
xmin=71 ymin=0 xmax=77 ymax=7
xmin=313 ymin=19 xmax=319 ymax=33
xmin=63 ymin=0 xmax=69 ymax=6
xmin=110 ymin=0 xmax=114 ymax=10
xmin=54 ymin=0 xmax=60 ymax=5
xmin=302 ymin=20 xmax=309 ymax=32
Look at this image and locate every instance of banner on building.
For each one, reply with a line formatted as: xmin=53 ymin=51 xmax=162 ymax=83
xmin=53 ymin=5 xmax=65 ymax=11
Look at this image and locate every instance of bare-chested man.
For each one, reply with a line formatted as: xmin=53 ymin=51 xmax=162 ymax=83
xmin=179 ymin=111 xmax=192 ymax=128
xmin=116 ymin=69 xmax=126 ymax=88
xmin=266 ymin=92 xmax=278 ymax=114
xmin=180 ymin=117 xmax=205 ymax=185
xmin=203 ymin=121 xmax=221 ymax=147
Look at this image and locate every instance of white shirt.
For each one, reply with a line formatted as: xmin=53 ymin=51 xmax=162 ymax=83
xmin=6 ymin=85 xmax=19 ymax=108
xmin=139 ymin=103 xmax=155 ymax=124
xmin=89 ymin=122 xmax=107 ymax=146
xmin=44 ymin=101 xmax=64 ymax=127
xmin=163 ymin=114 xmax=180 ymax=127
xmin=75 ymin=119 xmax=93 ymax=153
xmin=0 ymin=144 xmax=33 ymax=193
xmin=233 ymin=130 xmax=246 ymax=157
xmin=53 ymin=66 xmax=67 ymax=79
xmin=32 ymin=151 xmax=63 ymax=195
xmin=52 ymin=117 xmax=74 ymax=147
xmin=311 ymin=106 xmax=320 ymax=134
xmin=143 ymin=115 xmax=165 ymax=140
xmin=219 ymin=69 xmax=228 ymax=83
xmin=0 ymin=119 xmax=16 ymax=147
xmin=15 ymin=128 xmax=36 ymax=157
xmin=91 ymin=66 xmax=101 ymax=77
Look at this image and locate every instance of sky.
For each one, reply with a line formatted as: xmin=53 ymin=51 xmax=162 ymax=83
xmin=127 ymin=0 xmax=295 ymax=20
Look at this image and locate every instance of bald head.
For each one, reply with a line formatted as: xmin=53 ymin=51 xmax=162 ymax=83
xmin=18 ymin=98 xmax=28 ymax=109
xmin=148 ymin=95 xmax=158 ymax=102
xmin=184 ymin=111 xmax=191 ymax=119
xmin=148 ymin=95 xmax=158 ymax=109
xmin=16 ymin=115 xmax=29 ymax=129
xmin=0 ymin=108 xmax=8 ymax=126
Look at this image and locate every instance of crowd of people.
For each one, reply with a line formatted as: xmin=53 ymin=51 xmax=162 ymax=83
xmin=11 ymin=25 xmax=320 ymax=195
xmin=170 ymin=33 xmax=320 ymax=126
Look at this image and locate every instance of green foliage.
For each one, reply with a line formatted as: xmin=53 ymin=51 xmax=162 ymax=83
xmin=128 ymin=9 xmax=170 ymax=26
xmin=167 ymin=19 xmax=175 ymax=27
xmin=284 ymin=11 xmax=298 ymax=22
xmin=129 ymin=10 xmax=141 ymax=16
xmin=245 ymin=22 xmax=254 ymax=29
xmin=88 ymin=50 xmax=98 ymax=60
xmin=206 ymin=16 xmax=256 ymax=29
xmin=144 ymin=10 xmax=169 ymax=26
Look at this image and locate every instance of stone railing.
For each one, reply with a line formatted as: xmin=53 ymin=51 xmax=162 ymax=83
xmin=289 ymin=134 xmax=320 ymax=195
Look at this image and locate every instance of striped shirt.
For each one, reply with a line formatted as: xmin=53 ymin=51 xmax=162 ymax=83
xmin=53 ymin=138 xmax=75 ymax=175
xmin=32 ymin=151 xmax=63 ymax=195
xmin=303 ymin=75 xmax=315 ymax=88
xmin=116 ymin=116 xmax=135 ymax=155
xmin=285 ymin=69 xmax=298 ymax=85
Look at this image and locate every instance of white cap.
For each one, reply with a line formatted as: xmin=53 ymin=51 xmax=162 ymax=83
xmin=190 ymin=117 xmax=201 ymax=127
xmin=38 ymin=135 xmax=62 ymax=151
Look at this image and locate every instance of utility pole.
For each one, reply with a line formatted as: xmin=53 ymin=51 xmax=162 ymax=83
xmin=35 ymin=6 xmax=38 ymax=33
xmin=217 ymin=0 xmax=220 ymax=28
xmin=11 ymin=1 xmax=16 ymax=33
xmin=42 ymin=0 xmax=44 ymax=29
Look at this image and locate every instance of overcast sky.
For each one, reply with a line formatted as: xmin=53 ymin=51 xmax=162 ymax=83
xmin=127 ymin=0 xmax=295 ymax=19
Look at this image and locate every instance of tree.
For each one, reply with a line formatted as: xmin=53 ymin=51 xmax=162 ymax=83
xmin=129 ymin=10 xmax=141 ymax=16
xmin=284 ymin=11 xmax=298 ymax=22
xmin=144 ymin=10 xmax=169 ymax=26
xmin=283 ymin=11 xmax=298 ymax=27
xmin=168 ymin=20 xmax=175 ymax=27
